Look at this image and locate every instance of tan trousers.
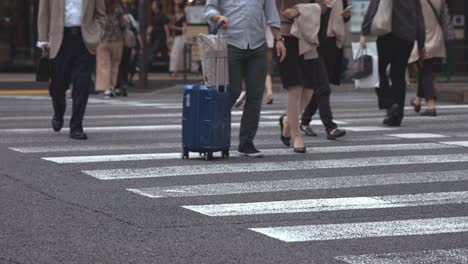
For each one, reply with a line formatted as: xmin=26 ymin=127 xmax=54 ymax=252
xmin=96 ymin=41 xmax=123 ymax=92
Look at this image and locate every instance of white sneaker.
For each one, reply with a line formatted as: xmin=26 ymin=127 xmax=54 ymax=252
xmin=104 ymin=89 xmax=114 ymax=99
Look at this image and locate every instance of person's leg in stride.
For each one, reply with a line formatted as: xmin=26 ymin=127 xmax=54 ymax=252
xmin=265 ymin=47 xmax=274 ymax=105
xmin=239 ymin=44 xmax=268 ymax=157
xmin=284 ymin=86 xmax=313 ymax=153
xmin=309 ymin=56 xmax=346 ymax=140
xmin=376 ymin=34 xmax=398 ymax=126
xmin=419 ymin=58 xmax=437 ymax=116
xmin=389 ymin=36 xmax=414 ymax=125
xmin=69 ymin=31 xmax=94 ymax=140
xmin=300 ymin=94 xmax=318 ymax=137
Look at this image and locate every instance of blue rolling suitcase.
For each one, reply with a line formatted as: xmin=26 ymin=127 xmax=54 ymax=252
xmin=182 ymin=23 xmax=231 ymax=160
xmin=182 ymin=84 xmax=231 ymax=160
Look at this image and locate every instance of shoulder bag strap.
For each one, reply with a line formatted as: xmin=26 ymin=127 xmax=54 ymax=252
xmin=426 ymin=0 xmax=443 ymax=27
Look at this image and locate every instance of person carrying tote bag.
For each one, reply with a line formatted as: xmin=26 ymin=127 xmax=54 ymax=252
xmin=360 ymin=0 xmax=426 ymax=127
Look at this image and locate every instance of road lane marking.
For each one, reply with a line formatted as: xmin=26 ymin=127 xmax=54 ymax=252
xmin=341 ymin=126 xmax=399 ymax=132
xmin=182 ymin=191 xmax=468 ymax=217
xmin=42 ymin=143 xmax=455 ymax=164
xmin=128 ymin=170 xmax=468 ymax=198
xmin=335 ymin=248 xmax=468 ymax=264
xmin=83 ymin=154 xmax=468 ymax=180
xmin=440 ymin=141 xmax=468 ymax=148
xmin=249 ymin=216 xmax=468 ymax=242
xmin=386 ymin=133 xmax=448 ymax=139
xmin=0 ymin=121 xmax=347 ymax=134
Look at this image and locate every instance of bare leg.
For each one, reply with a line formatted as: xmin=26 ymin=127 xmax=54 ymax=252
xmin=285 ymin=86 xmax=306 ymax=149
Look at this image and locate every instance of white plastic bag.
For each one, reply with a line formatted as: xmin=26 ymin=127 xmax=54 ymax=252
xmin=197 ymin=33 xmax=229 ymax=87
xmin=352 ymin=42 xmax=379 ymax=89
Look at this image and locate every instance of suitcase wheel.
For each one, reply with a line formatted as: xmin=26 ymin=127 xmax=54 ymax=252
xmin=205 ymin=152 xmax=214 ymax=161
xmin=222 ymin=150 xmax=230 ymax=158
xmin=182 ymin=149 xmax=189 ymax=160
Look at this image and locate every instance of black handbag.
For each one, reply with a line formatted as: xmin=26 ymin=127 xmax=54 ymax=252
xmin=347 ymin=48 xmax=373 ymax=80
xmin=36 ymin=49 xmax=51 ymax=82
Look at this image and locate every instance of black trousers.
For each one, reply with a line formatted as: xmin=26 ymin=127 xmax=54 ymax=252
xmin=117 ymin=47 xmax=132 ymax=88
xmin=301 ymin=37 xmax=342 ymax=129
xmin=300 ymin=56 xmax=337 ymax=132
xmin=417 ymin=58 xmax=437 ymax=100
xmin=50 ymin=28 xmax=93 ymax=132
xmin=376 ymin=34 xmax=414 ymax=117
xmin=228 ymin=44 xmax=267 ymax=147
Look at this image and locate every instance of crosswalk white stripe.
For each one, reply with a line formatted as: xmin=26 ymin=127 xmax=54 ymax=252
xmin=83 ymin=154 xmax=468 ymax=180
xmin=42 ymin=143 xmax=457 ymax=164
xmin=127 ymin=170 xmax=468 ymax=198
xmin=182 ymin=191 xmax=468 ymax=217
xmin=386 ymin=133 xmax=448 ymax=139
xmin=441 ymin=141 xmax=468 ymax=147
xmin=10 ymin=135 xmax=401 ymax=153
xmin=0 ymin=121 xmax=347 ymax=134
xmin=334 ymin=248 xmax=468 ymax=264
xmin=341 ymin=126 xmax=399 ymax=132
xmin=249 ymin=216 xmax=468 ymax=242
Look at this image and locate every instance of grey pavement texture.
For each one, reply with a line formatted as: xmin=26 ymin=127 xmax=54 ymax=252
xmin=1 ymin=86 xmax=468 ymax=264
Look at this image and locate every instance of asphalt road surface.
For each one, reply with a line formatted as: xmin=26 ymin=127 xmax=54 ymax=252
xmin=1 ymin=87 xmax=468 ymax=264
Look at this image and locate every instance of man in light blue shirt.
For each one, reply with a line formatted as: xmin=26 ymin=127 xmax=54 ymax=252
xmin=204 ymin=0 xmax=286 ymax=158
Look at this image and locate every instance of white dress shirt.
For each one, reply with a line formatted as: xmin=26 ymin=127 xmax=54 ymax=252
xmin=37 ymin=0 xmax=83 ymax=48
xmin=65 ymin=0 xmax=83 ymax=27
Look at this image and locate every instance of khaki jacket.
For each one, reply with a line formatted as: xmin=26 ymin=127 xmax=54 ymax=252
xmin=37 ymin=0 xmax=106 ymax=59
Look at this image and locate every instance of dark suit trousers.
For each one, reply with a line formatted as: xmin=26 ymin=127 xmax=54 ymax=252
xmin=376 ymin=34 xmax=414 ymax=117
xmin=50 ymin=29 xmax=93 ymax=132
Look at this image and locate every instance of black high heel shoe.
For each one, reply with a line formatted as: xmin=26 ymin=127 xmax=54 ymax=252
xmin=279 ymin=115 xmax=291 ymax=147
xmin=410 ymin=98 xmax=421 ymax=113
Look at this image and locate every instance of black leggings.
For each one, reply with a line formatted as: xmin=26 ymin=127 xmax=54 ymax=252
xmin=417 ymin=58 xmax=438 ymax=100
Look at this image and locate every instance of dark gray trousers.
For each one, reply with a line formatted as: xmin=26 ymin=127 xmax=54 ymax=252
xmin=228 ymin=44 xmax=267 ymax=147
xmin=417 ymin=58 xmax=437 ymax=100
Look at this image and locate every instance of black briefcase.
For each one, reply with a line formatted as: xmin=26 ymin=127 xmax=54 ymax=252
xmin=36 ymin=49 xmax=51 ymax=82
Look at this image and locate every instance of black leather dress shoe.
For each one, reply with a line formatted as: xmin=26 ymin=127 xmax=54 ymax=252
xmin=51 ymin=117 xmax=64 ymax=132
xmin=69 ymin=131 xmax=88 ymax=140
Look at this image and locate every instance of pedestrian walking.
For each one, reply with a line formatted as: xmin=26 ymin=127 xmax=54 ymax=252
xmin=265 ymin=27 xmax=275 ymax=105
xmin=361 ymin=0 xmax=426 ymax=127
xmin=277 ymin=0 xmax=346 ymax=153
xmin=115 ymin=3 xmax=140 ymax=96
xmin=96 ymin=0 xmax=128 ymax=99
xmin=409 ymin=0 xmax=451 ymax=117
xmin=300 ymin=0 xmax=351 ymax=137
xmin=204 ymin=0 xmax=286 ymax=157
xmin=149 ymin=1 xmax=170 ymax=67
xmin=169 ymin=3 xmax=187 ymax=77
xmin=37 ymin=0 xmax=106 ymax=140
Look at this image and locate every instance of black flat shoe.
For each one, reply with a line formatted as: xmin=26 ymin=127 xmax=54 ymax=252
xmin=383 ymin=117 xmax=402 ymax=127
xmin=69 ymin=131 xmax=88 ymax=140
xmin=51 ymin=116 xmax=64 ymax=132
xmin=421 ymin=109 xmax=437 ymax=117
xmin=279 ymin=115 xmax=291 ymax=147
xmin=410 ymin=98 xmax=421 ymax=113
xmin=327 ymin=128 xmax=346 ymax=140
xmin=293 ymin=146 xmax=307 ymax=153
xmin=300 ymin=125 xmax=317 ymax=137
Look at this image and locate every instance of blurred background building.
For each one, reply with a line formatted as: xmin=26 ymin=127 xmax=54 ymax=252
xmin=0 ymin=0 xmax=465 ymax=77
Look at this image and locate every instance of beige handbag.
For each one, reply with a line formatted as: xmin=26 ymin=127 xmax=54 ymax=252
xmin=371 ymin=0 xmax=393 ymax=36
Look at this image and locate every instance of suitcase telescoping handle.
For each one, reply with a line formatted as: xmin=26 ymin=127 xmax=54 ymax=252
xmin=213 ymin=21 xmax=228 ymax=93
